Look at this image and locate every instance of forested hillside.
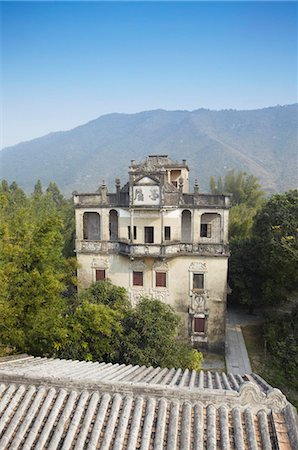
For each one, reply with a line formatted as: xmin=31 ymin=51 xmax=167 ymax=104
xmin=1 ymin=104 xmax=297 ymax=195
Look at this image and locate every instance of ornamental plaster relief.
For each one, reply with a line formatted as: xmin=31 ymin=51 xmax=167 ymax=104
xmin=189 ymin=262 xmax=207 ymax=272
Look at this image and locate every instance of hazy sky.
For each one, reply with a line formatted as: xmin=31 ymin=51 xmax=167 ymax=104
xmin=1 ymin=1 xmax=297 ymax=148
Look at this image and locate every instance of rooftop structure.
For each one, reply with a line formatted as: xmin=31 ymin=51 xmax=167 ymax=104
xmin=0 ymin=355 xmax=297 ymax=449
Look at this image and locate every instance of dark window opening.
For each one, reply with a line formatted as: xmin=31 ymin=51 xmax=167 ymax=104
xmin=96 ymin=269 xmax=106 ymax=281
xmin=109 ymin=210 xmax=118 ymax=241
xmin=200 ymin=223 xmax=211 ymax=238
xmin=133 ymin=271 xmax=143 ymax=286
xmin=144 ymin=227 xmax=154 ymax=244
xmin=83 ymin=212 xmax=100 ymax=240
xmin=156 ymin=272 xmax=167 ymax=287
xmin=171 ymin=181 xmax=178 ymax=188
xmin=164 ymin=226 xmax=171 ymax=241
xmin=181 ymin=210 xmax=191 ymax=243
xmin=194 ymin=317 xmax=205 ymax=333
xmin=193 ymin=273 xmax=204 ymax=290
xmin=128 ymin=226 xmax=137 ymax=240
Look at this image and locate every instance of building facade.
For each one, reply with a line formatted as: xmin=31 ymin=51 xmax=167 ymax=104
xmin=74 ymin=155 xmax=230 ymax=351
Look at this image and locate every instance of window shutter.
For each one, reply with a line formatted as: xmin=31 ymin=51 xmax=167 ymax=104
xmin=96 ymin=269 xmax=105 ymax=281
xmin=156 ymin=272 xmax=167 ymax=287
xmin=207 ymin=224 xmax=212 ymax=238
xmin=133 ymin=271 xmax=143 ymax=286
xmin=194 ymin=317 xmax=205 ymax=333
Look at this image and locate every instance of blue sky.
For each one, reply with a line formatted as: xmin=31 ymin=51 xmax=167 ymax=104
xmin=1 ymin=1 xmax=297 ymax=148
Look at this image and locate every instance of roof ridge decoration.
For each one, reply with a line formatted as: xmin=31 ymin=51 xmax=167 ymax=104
xmin=238 ymin=382 xmax=288 ymax=412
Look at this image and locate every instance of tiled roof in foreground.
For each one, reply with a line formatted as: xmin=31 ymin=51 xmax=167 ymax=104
xmin=0 ymin=355 xmax=297 ymax=449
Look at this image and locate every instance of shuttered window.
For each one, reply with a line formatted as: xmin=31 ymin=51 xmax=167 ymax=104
xmin=194 ymin=317 xmax=205 ymax=333
xmin=133 ymin=271 xmax=143 ymax=286
xmin=156 ymin=272 xmax=167 ymax=287
xmin=96 ymin=269 xmax=105 ymax=281
xmin=200 ymin=223 xmax=211 ymax=238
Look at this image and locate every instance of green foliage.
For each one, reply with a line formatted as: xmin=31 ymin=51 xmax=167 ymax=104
xmin=58 ymin=289 xmax=203 ymax=370
xmin=229 ymin=204 xmax=258 ymax=240
xmin=119 ymin=297 xmax=203 ymax=370
xmin=263 ymin=306 xmax=298 ymax=387
xmin=210 ymin=169 xmax=265 ymax=208
xmin=58 ymin=300 xmax=123 ymax=362
xmin=210 ymin=170 xmax=265 ymax=240
xmin=80 ymin=279 xmax=130 ymax=312
xmin=0 ymin=181 xmax=76 ymax=355
xmin=229 ymin=190 xmax=298 ymax=310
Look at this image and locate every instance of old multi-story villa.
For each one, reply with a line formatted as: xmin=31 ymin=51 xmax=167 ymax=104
xmin=74 ymin=155 xmax=230 ymax=351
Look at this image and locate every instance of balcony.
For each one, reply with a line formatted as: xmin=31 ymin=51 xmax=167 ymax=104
xmin=76 ymin=240 xmax=119 ymax=254
xmin=118 ymin=242 xmax=229 ymax=258
xmin=76 ymin=240 xmax=229 ymax=257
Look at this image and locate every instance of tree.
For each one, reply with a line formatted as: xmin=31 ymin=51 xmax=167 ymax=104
xmin=57 ymin=300 xmax=124 ymax=362
xmin=263 ymin=305 xmax=298 ymax=387
xmin=229 ymin=190 xmax=298 ymax=310
xmin=0 ymin=182 xmax=74 ymax=355
xmin=33 ymin=179 xmax=43 ymax=196
xmin=251 ymin=190 xmax=298 ymax=304
xmin=210 ymin=170 xmax=265 ymax=208
xmin=119 ymin=297 xmax=202 ymax=370
xmin=210 ymin=170 xmax=265 ymax=240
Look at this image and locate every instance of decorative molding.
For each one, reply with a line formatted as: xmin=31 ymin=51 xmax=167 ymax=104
xmin=266 ymin=388 xmax=288 ymax=412
xmin=238 ymin=382 xmax=288 ymax=413
xmin=130 ymin=260 xmax=147 ymax=271
xmin=134 ymin=176 xmax=159 ymax=185
xmin=153 ymin=260 xmax=169 ymax=271
xmin=238 ymin=382 xmax=266 ymax=407
xmin=150 ymin=289 xmax=169 ymax=302
xmin=91 ymin=258 xmax=109 ymax=269
xmin=128 ymin=288 xmax=148 ymax=306
xmin=191 ymin=293 xmax=207 ymax=313
xmin=81 ymin=241 xmax=102 ymax=252
xmin=189 ymin=262 xmax=207 ymax=272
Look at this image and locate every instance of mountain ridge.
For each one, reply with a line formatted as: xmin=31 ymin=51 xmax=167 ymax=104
xmin=1 ymin=104 xmax=297 ymax=195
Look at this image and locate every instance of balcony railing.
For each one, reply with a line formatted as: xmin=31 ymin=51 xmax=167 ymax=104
xmin=118 ymin=242 xmax=229 ymax=257
xmin=77 ymin=241 xmax=119 ymax=253
xmin=76 ymin=240 xmax=229 ymax=257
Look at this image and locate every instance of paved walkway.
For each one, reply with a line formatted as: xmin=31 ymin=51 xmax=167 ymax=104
xmin=225 ymin=308 xmax=256 ymax=375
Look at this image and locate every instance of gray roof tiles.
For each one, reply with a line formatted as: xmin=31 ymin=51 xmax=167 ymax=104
xmin=0 ymin=356 xmax=264 ymax=393
xmin=0 ymin=356 xmax=297 ymax=449
xmin=0 ymin=382 xmax=295 ymax=450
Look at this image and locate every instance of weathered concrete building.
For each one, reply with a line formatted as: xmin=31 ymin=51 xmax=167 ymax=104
xmin=74 ymin=155 xmax=230 ymax=351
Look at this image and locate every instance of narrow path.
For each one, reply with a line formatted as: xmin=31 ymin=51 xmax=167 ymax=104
xmin=225 ymin=309 xmax=252 ymax=375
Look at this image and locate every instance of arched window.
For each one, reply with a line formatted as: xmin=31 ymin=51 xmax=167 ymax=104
xmin=109 ymin=210 xmax=118 ymax=241
xmin=181 ymin=210 xmax=192 ymax=243
xmin=83 ymin=212 xmax=100 ymax=240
